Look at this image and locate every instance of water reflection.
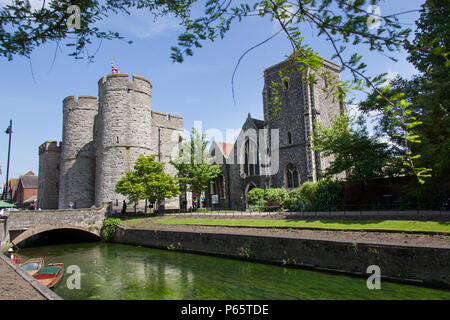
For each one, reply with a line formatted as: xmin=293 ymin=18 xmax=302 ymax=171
xmin=17 ymin=242 xmax=450 ymax=300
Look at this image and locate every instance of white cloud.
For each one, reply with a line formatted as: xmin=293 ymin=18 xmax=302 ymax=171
xmin=121 ymin=14 xmax=181 ymax=39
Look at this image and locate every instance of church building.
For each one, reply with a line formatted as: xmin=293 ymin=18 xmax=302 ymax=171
xmin=209 ymin=53 xmax=346 ymax=210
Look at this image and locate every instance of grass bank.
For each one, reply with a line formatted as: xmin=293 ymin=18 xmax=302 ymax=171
xmin=120 ymin=216 xmax=450 ymax=234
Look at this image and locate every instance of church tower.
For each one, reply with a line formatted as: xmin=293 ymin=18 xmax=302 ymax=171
xmin=263 ymin=54 xmax=343 ymax=188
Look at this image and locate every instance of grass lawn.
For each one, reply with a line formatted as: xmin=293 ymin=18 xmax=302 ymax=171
xmin=139 ymin=217 xmax=450 ymax=234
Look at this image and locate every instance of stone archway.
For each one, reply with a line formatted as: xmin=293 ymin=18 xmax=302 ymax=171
xmin=10 ymin=225 xmax=101 ymax=249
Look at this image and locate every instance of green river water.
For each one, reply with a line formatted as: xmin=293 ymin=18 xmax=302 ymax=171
xmin=18 ymin=242 xmax=450 ymax=300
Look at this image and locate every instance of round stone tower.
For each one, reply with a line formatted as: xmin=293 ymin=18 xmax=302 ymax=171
xmin=59 ymin=95 xmax=98 ymax=209
xmin=95 ymin=74 xmax=153 ymax=208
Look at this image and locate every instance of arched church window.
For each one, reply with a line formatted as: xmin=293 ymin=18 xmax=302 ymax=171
xmin=285 ymin=164 xmax=300 ymax=189
xmin=288 ymin=132 xmax=292 ymax=145
xmin=243 ymin=138 xmax=258 ymax=176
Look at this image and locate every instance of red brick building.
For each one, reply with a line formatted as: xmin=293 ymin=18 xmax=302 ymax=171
xmin=15 ymin=171 xmax=38 ymax=209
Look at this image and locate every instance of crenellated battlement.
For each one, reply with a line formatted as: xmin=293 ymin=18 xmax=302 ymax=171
xmin=63 ymin=95 xmax=97 ymax=102
xmin=40 ymin=73 xmax=184 ymax=211
xmin=151 ymin=110 xmax=184 ymax=130
xmin=98 ymin=73 xmax=152 ymax=96
xmin=39 ymin=141 xmax=61 ymax=154
xmin=63 ymin=95 xmax=98 ymax=112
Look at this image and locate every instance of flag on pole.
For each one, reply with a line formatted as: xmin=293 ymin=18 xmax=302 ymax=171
xmin=111 ymin=63 xmax=120 ymax=74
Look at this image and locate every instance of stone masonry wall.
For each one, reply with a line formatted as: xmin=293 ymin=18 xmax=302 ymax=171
xmin=114 ymin=226 xmax=450 ymax=288
xmin=6 ymin=207 xmax=106 ymax=233
xmin=312 ymin=60 xmax=346 ymax=179
xmin=0 ymin=205 xmax=108 ymax=252
xmin=37 ymin=141 xmax=61 ymax=209
xmin=59 ymin=95 xmax=98 ymax=209
xmin=95 ymin=74 xmax=153 ymax=209
xmin=152 ymin=110 xmax=185 ymax=210
xmin=227 ymin=117 xmax=267 ymax=210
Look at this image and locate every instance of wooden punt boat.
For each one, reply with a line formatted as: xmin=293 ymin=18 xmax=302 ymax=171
xmin=33 ymin=263 xmax=64 ymax=288
xmin=20 ymin=258 xmax=45 ymax=276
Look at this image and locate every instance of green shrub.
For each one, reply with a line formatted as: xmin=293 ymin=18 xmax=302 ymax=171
xmin=247 ymin=188 xmax=265 ymax=205
xmin=101 ymin=218 xmax=122 ymax=241
xmin=248 ymin=198 xmax=265 ymax=212
xmin=196 ymin=208 xmax=208 ymax=213
xmin=287 ymin=187 xmax=302 ymax=200
xmin=310 ymin=179 xmax=343 ymax=211
xmin=281 ymin=187 xmax=311 ymax=210
xmin=264 ymin=188 xmax=288 ymax=203
xmin=404 ymin=182 xmax=440 ymax=204
xmin=288 ymin=199 xmax=308 ymax=212
xmin=299 ymin=181 xmax=317 ymax=204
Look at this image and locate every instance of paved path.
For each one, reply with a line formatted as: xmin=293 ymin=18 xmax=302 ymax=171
xmin=0 ymin=256 xmax=46 ymax=300
xmin=0 ymin=255 xmax=61 ymax=300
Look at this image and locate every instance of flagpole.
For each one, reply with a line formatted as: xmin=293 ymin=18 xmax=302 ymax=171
xmin=4 ymin=119 xmax=12 ymax=201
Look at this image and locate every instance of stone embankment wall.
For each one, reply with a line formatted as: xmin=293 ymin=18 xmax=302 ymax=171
xmin=114 ymin=226 xmax=450 ymax=289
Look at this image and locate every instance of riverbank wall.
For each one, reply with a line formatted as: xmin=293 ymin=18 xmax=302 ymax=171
xmin=0 ymin=254 xmax=62 ymax=300
xmin=114 ymin=226 xmax=450 ymax=289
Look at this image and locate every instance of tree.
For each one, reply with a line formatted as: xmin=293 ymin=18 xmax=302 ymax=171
xmin=3 ymin=1 xmax=445 ymax=181
xmin=114 ymin=169 xmax=144 ymax=212
xmin=0 ymin=0 xmax=189 ymax=60
xmin=115 ymin=154 xmax=180 ymax=213
xmin=312 ymin=114 xmax=402 ymax=181
xmin=170 ymin=128 xmax=222 ymax=208
xmin=358 ymin=0 xmax=449 ymax=180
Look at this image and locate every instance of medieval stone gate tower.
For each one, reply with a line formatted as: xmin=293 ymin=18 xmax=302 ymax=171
xmin=38 ymin=73 xmax=186 ymax=211
xmin=95 ymin=74 xmax=153 ymax=207
xmin=59 ymin=95 xmax=97 ymax=209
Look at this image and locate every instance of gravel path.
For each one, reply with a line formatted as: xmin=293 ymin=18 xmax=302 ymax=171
xmin=0 ymin=257 xmax=46 ymax=300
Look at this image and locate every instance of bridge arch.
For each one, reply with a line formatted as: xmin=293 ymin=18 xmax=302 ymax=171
xmin=11 ymin=225 xmax=101 ymax=249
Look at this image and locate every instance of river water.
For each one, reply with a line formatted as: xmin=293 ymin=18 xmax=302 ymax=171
xmin=18 ymin=242 xmax=450 ymax=300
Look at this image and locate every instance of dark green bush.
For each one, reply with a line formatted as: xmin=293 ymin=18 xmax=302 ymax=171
xmin=247 ymin=188 xmax=265 ymax=205
xmin=264 ymin=188 xmax=288 ymax=203
xmin=310 ymin=179 xmax=343 ymax=211
xmin=299 ymin=181 xmax=317 ymax=204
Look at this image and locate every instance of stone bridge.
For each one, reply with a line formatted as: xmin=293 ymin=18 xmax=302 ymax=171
xmin=0 ymin=204 xmax=108 ymax=252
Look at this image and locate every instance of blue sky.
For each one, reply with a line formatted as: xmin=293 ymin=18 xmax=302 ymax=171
xmin=0 ymin=0 xmax=425 ymax=187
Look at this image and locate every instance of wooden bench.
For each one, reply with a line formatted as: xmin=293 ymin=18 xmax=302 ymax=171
xmin=263 ymin=201 xmax=281 ymax=212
